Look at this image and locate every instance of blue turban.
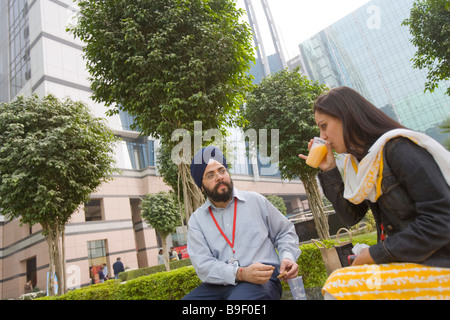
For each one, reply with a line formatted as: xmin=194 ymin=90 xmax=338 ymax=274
xmin=190 ymin=146 xmax=228 ymax=189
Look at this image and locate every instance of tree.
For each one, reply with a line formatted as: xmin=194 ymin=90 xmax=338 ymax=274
xmin=0 ymin=95 xmax=117 ymax=295
xmin=69 ymin=0 xmax=255 ymax=222
xmin=243 ymin=69 xmax=330 ymax=239
xmin=140 ymin=192 xmax=181 ymax=271
xmin=402 ymin=0 xmax=450 ymax=95
xmin=265 ymin=194 xmax=287 ymax=216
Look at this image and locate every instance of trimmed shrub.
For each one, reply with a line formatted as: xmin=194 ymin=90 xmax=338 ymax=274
xmin=39 ymin=279 xmax=121 ymax=300
xmin=113 ymin=266 xmax=201 ymax=300
xmin=118 ymin=258 xmax=192 ymax=282
xmin=298 ymin=243 xmax=329 ymax=288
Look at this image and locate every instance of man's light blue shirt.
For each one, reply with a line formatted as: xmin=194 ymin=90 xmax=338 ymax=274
xmin=187 ymin=188 xmax=301 ymax=286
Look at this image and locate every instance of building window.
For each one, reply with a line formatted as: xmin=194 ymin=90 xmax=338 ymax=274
xmin=119 ymin=109 xmax=138 ymax=131
xmin=118 ymin=109 xmax=155 ymax=169
xmin=25 ymin=256 xmax=37 ymax=288
xmin=87 ymin=240 xmax=108 ymax=284
xmin=84 ymin=198 xmax=103 ymax=221
xmin=123 ymin=136 xmax=155 ymax=170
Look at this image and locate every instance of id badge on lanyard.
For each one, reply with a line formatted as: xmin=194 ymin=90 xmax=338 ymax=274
xmin=227 ymin=258 xmax=239 ymax=268
xmin=209 ymin=198 xmax=239 ymax=268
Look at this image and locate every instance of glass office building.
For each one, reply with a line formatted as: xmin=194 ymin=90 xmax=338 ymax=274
xmin=298 ymin=0 xmax=449 ymax=143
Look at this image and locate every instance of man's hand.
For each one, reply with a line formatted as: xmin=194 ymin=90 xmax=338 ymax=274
xmin=278 ymin=259 xmax=299 ymax=282
xmin=237 ymin=263 xmax=274 ymax=284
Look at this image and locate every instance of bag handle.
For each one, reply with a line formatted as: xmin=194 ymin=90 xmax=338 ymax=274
xmin=312 ymin=228 xmax=352 ymax=248
xmin=312 ymin=239 xmax=326 ymax=249
xmin=336 ymin=228 xmax=352 ymax=244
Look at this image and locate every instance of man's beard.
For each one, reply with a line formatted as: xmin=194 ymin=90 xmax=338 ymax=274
xmin=202 ymin=179 xmax=234 ymax=203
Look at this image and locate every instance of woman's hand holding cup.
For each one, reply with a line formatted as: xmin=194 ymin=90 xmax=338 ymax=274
xmin=299 ymin=138 xmax=336 ymax=172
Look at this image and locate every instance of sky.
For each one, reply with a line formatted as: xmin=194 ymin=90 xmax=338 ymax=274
xmin=236 ymin=0 xmax=370 ymax=60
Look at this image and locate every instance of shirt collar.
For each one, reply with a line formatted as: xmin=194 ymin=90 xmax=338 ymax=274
xmin=205 ymin=188 xmax=246 ymax=210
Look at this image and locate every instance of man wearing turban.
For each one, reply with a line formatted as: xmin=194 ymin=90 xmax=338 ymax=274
xmin=183 ymin=146 xmax=301 ymax=300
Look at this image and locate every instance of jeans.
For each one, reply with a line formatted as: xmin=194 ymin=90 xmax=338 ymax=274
xmin=182 ymin=267 xmax=282 ymax=300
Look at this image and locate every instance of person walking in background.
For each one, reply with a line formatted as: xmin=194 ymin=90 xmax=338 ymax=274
xmin=299 ymin=86 xmax=450 ymax=300
xmin=113 ymin=257 xmax=125 ymax=279
xmin=157 ymin=249 xmax=164 ymax=265
xmin=98 ymin=266 xmax=105 ymax=283
xmin=89 ymin=266 xmax=95 ymax=284
xmin=24 ymin=279 xmax=33 ymax=294
xmin=102 ymin=263 xmax=108 ymax=280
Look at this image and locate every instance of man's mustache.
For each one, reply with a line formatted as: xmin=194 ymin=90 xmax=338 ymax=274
xmin=214 ymin=181 xmax=231 ymax=191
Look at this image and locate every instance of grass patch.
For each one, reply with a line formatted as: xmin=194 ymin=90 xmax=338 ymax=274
xmin=339 ymin=231 xmax=377 ymax=243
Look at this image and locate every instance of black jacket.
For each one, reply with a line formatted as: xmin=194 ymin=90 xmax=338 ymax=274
xmin=113 ymin=261 xmax=125 ymax=275
xmin=318 ymin=137 xmax=450 ymax=268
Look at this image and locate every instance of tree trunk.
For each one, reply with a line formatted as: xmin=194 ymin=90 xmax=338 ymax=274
xmin=301 ymin=173 xmax=330 ymax=240
xmin=60 ymin=228 xmax=67 ymax=294
xmin=177 ymin=167 xmax=187 ymax=243
xmin=161 ymin=233 xmax=170 ymax=271
xmin=178 ymin=162 xmax=204 ymax=223
xmin=45 ymin=224 xmax=67 ymax=296
xmin=46 ymin=234 xmax=56 ymax=296
xmin=53 ymin=227 xmax=63 ymax=296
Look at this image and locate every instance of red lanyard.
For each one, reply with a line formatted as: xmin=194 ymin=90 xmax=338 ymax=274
xmin=208 ymin=198 xmax=237 ymax=254
xmin=380 ymin=223 xmax=386 ymax=241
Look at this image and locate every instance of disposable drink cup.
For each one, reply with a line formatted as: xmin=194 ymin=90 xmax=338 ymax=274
xmin=306 ymin=137 xmax=327 ymax=168
xmin=287 ymin=276 xmax=307 ymax=300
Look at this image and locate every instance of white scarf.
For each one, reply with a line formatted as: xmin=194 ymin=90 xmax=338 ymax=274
xmin=343 ymin=129 xmax=450 ymax=204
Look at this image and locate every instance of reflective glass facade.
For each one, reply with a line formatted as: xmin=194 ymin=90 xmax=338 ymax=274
xmin=0 ymin=1 xmax=9 ymax=102
xmin=250 ymin=52 xmax=284 ymax=84
xmin=298 ymin=0 xmax=449 ymax=143
xmin=8 ymin=0 xmax=31 ymax=99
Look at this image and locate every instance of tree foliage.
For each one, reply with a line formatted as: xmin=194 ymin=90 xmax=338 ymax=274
xmin=0 ymin=94 xmax=118 ymax=295
xmin=265 ymin=194 xmax=287 ymax=216
xmin=403 ymin=0 xmax=450 ymax=95
xmin=243 ymin=69 xmax=327 ymax=179
xmin=69 ymin=0 xmax=255 ymax=221
xmin=140 ymin=191 xmax=181 ymax=271
xmin=69 ymin=0 xmax=254 ymax=136
xmin=243 ymin=69 xmax=330 ymax=239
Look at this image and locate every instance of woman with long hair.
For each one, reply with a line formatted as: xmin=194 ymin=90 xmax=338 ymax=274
xmin=300 ymin=86 xmax=450 ymax=300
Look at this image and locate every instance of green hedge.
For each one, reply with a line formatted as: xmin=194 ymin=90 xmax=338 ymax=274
xmin=114 ymin=266 xmax=201 ymax=300
xmin=43 ymin=279 xmax=121 ymax=300
xmin=39 ymin=266 xmax=201 ymax=300
xmin=38 ymin=239 xmax=376 ymax=300
xmin=118 ymin=258 xmax=193 ymax=282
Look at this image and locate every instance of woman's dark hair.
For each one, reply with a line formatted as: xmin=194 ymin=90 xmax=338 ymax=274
xmin=314 ymin=86 xmax=406 ymax=159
